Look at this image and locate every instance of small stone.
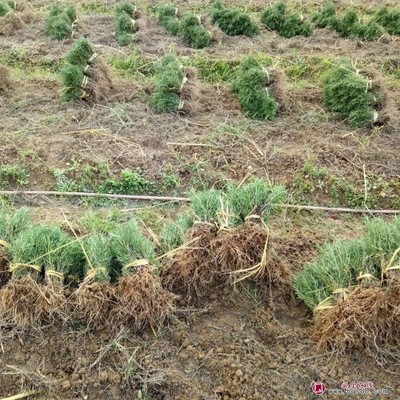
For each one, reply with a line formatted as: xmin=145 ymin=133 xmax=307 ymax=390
xmin=100 ymin=371 xmax=109 ymax=382
xmin=61 ymin=380 xmax=71 ymax=390
xmin=181 ymin=337 xmax=191 ymax=348
xmin=71 ymin=373 xmax=80 ymax=382
xmin=214 ymin=385 xmax=225 ymax=394
xmin=235 ymin=369 xmax=244 ymax=378
xmin=209 ymin=293 xmax=218 ymax=300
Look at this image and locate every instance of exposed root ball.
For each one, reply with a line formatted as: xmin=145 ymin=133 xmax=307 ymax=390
xmin=74 ymin=282 xmax=117 ymax=328
xmin=0 ymin=12 xmax=24 ymax=36
xmin=85 ymin=59 xmax=115 ymax=102
xmin=212 ymin=221 xmax=287 ymax=284
xmin=162 ymin=224 xmax=218 ymax=298
xmin=0 ymin=277 xmax=67 ymax=327
xmin=0 ymin=247 xmax=11 ymax=288
xmin=115 ymin=266 xmax=177 ymax=330
xmin=267 ymin=68 xmax=289 ymax=112
xmin=311 ymin=283 xmax=400 ymax=364
xmin=361 ymin=67 xmax=399 ymax=131
xmin=203 ymin=15 xmax=222 ymax=43
xmin=180 ymin=67 xmax=201 ymax=115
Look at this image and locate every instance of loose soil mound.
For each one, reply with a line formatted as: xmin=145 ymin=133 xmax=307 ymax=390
xmin=311 ymin=280 xmax=400 ymax=365
xmin=85 ymin=58 xmax=115 ymax=103
xmin=180 ymin=66 xmax=201 ymax=115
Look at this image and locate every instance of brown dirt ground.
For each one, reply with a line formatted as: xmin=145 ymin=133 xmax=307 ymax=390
xmin=1 ymin=1 xmax=400 ymax=398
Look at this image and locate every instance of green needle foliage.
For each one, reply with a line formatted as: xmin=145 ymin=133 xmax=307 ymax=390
xmin=83 ymin=233 xmax=113 ymax=282
xmin=160 ymin=213 xmax=193 ymax=252
xmin=180 ymin=14 xmax=212 ymax=49
xmin=0 ymin=1 xmax=11 ymax=16
xmin=0 ymin=208 xmax=31 ymax=243
xmin=11 ymin=224 xmax=84 ymax=279
xmin=61 ymin=38 xmax=95 ymax=102
xmin=323 ymin=59 xmax=378 ymax=128
xmin=190 ymin=189 xmax=224 ymax=222
xmin=231 ymin=56 xmax=278 ymax=120
xmin=211 ymin=0 xmax=259 ymax=37
xmin=374 ymin=6 xmax=400 ymax=35
xmin=226 ymin=179 xmax=287 ymax=225
xmin=313 ymin=0 xmax=337 ymax=28
xmin=115 ymin=2 xmax=137 ymax=46
xmin=293 ymin=218 xmax=400 ymax=311
xmin=151 ymin=54 xmax=184 ymax=113
xmin=157 ymin=4 xmax=181 ymax=35
xmin=65 ymin=38 xmax=94 ymax=68
xmin=261 ymin=2 xmax=312 ymax=38
xmin=112 ymin=220 xmax=156 ymax=267
xmin=335 ymin=9 xmax=382 ymax=41
xmin=60 ymin=64 xmax=85 ymax=101
xmin=45 ymin=3 xmax=76 ymax=40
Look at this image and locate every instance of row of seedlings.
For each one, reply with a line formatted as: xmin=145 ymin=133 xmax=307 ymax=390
xmin=60 ymin=38 xmax=114 ymax=102
xmin=261 ymin=2 xmax=312 ymax=38
xmin=0 ymin=0 xmax=32 ymax=36
xmin=293 ymin=217 xmax=400 ymax=364
xmin=115 ymin=2 xmax=140 ymax=46
xmin=313 ymin=1 xmax=382 ymax=41
xmin=157 ymin=5 xmax=214 ymax=49
xmin=45 ymin=3 xmax=77 ymax=40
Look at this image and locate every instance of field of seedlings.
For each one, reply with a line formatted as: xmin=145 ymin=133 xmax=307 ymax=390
xmin=1 ymin=0 xmax=400 ymax=398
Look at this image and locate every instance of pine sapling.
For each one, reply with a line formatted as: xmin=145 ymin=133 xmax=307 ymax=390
xmin=374 ymin=6 xmax=400 ymax=36
xmin=180 ymin=14 xmax=212 ymax=49
xmin=115 ymin=2 xmax=138 ymax=46
xmin=211 ymin=1 xmax=259 ymax=37
xmin=65 ymin=38 xmax=94 ymax=68
xmin=45 ymin=3 xmax=77 ymax=40
xmin=313 ymin=0 xmax=337 ymax=28
xmin=157 ymin=4 xmax=181 ymax=36
xmin=0 ymin=1 xmax=11 ymax=16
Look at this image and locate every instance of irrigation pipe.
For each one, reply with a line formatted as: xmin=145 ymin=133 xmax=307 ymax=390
xmin=1 ymin=190 xmax=400 ymax=215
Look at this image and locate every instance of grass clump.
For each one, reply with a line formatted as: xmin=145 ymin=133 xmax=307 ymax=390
xmin=180 ymin=13 xmax=212 ymax=49
xmin=151 ymin=53 xmax=184 ymax=113
xmin=0 ymin=208 xmax=31 ymax=243
xmin=261 ymin=2 xmax=312 ymax=38
xmin=115 ymin=2 xmax=138 ymax=46
xmin=45 ymin=3 xmax=77 ymax=40
xmin=231 ymin=56 xmax=278 ymax=120
xmin=374 ymin=6 xmax=400 ymax=36
xmin=323 ymin=59 xmax=378 ymax=128
xmin=157 ymin=4 xmax=180 ymax=35
xmin=211 ymin=0 xmax=259 ymax=37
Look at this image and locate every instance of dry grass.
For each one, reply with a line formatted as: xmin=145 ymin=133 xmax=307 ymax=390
xmin=0 ymin=65 xmax=12 ymax=91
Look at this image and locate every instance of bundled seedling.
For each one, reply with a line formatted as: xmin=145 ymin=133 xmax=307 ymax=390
xmin=313 ymin=0 xmax=337 ymax=29
xmin=160 ymin=212 xmax=193 ymax=252
xmin=374 ymin=6 xmax=400 ymax=36
xmin=261 ymin=2 xmax=312 ymax=38
xmin=61 ymin=38 xmax=114 ymax=102
xmin=334 ymin=9 xmax=382 ymax=41
xmin=151 ymin=54 xmax=197 ymax=113
xmin=0 ymin=0 xmax=32 ymax=36
xmin=180 ymin=13 xmax=212 ymax=49
xmin=293 ymin=218 xmax=400 ymax=363
xmin=115 ymin=2 xmax=139 ymax=46
xmin=74 ymin=233 xmax=117 ymax=328
xmin=211 ymin=0 xmax=259 ymax=37
xmin=163 ymin=180 xmax=287 ymax=299
xmin=0 ymin=223 xmax=83 ymax=326
xmin=157 ymin=4 xmax=180 ymax=35
xmin=45 ymin=3 xmax=77 ymax=40
xmin=111 ymin=220 xmax=176 ymax=330
xmin=323 ymin=59 xmax=379 ymax=128
xmin=231 ymin=57 xmax=278 ymax=120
